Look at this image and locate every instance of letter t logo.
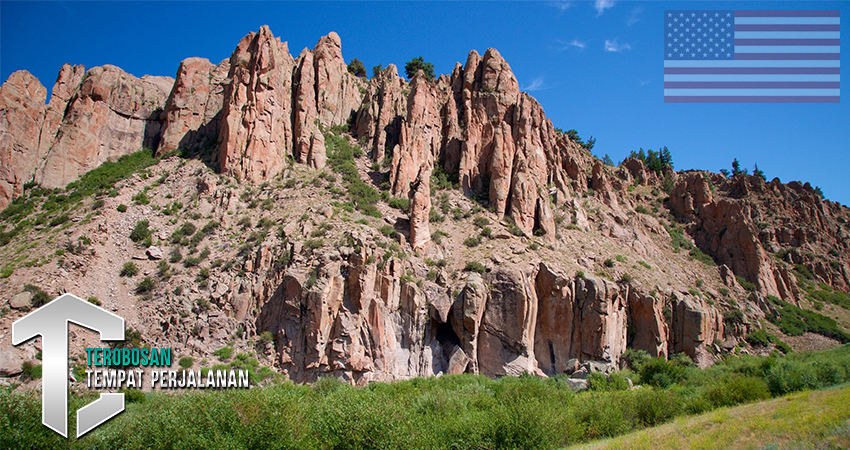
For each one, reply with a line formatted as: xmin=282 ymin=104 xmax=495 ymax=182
xmin=12 ymin=294 xmax=125 ymax=437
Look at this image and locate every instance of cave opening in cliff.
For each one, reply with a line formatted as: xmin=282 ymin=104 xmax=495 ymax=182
xmin=434 ymin=320 xmax=461 ymax=363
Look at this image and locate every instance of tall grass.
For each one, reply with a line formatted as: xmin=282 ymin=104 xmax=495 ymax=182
xmin=2 ymin=345 xmax=850 ymax=449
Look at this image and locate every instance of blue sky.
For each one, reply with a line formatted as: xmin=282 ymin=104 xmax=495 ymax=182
xmin=2 ymin=1 xmax=848 ymax=204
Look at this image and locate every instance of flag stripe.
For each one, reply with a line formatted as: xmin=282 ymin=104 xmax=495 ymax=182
xmin=735 ymin=17 xmax=840 ymax=25
xmin=735 ymin=24 xmax=840 ymax=31
xmin=665 ymin=89 xmax=839 ymax=96
xmin=664 ymin=60 xmax=839 ymax=67
xmin=734 ymin=32 xmax=839 ymax=39
xmin=736 ymin=46 xmax=839 ymax=53
xmin=735 ymin=10 xmax=839 ymax=18
xmin=664 ymin=67 xmax=840 ymax=74
xmin=665 ymin=81 xmax=839 ymax=89
xmin=665 ymin=96 xmax=839 ymax=103
xmin=735 ymin=53 xmax=839 ymax=60
xmin=735 ymin=39 xmax=839 ymax=46
xmin=665 ymin=75 xmax=839 ymax=82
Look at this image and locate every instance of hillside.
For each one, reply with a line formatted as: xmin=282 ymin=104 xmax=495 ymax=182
xmin=570 ymin=384 xmax=850 ymax=450
xmin=0 ymin=26 xmax=849 ymax=384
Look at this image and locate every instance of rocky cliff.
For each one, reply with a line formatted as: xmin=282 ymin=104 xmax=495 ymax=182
xmin=1 ymin=26 xmax=848 ymax=383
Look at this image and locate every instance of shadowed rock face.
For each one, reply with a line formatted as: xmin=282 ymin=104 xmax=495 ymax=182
xmin=249 ymin=248 xmax=718 ymax=383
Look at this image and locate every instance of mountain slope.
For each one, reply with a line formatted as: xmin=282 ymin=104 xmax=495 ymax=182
xmin=0 ymin=26 xmax=848 ymax=384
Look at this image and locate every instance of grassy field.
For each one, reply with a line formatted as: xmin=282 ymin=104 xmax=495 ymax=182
xmin=2 ymin=345 xmax=850 ymax=449
xmin=570 ymin=384 xmax=850 ymax=450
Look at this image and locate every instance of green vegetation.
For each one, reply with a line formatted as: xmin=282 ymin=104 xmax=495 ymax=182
xmin=463 ymin=235 xmax=481 ymax=247
xmin=178 ymin=356 xmax=194 ymax=370
xmin=116 ymin=204 xmax=128 ymax=213
xmin=135 ymin=277 xmax=155 ymax=295
xmin=576 ymin=385 xmax=850 ymax=450
xmin=129 ymin=220 xmax=152 ymax=244
xmin=558 ymin=129 xmax=596 ymax=151
xmin=5 ymin=345 xmax=850 ymax=450
xmin=120 ymin=262 xmax=139 ymax=277
xmin=346 ymin=58 xmax=366 ymax=78
xmin=465 ymin=261 xmax=487 ymax=274
xmin=664 ymin=223 xmax=716 ymax=266
xmin=404 ymin=56 xmax=435 ymax=80
xmin=24 ymin=284 xmax=50 ymax=308
xmin=628 ymin=146 xmax=673 ymax=174
xmin=765 ymin=296 xmax=850 ymax=343
xmin=744 ymin=329 xmax=792 ymax=354
xmin=213 ymin=346 xmax=234 ymax=361
xmin=325 ymin=130 xmax=380 ymax=217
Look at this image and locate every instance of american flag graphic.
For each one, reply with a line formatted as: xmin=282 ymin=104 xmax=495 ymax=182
xmin=664 ymin=10 xmax=840 ymax=103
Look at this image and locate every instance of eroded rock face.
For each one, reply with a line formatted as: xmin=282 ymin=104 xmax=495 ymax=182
xmin=217 ymin=26 xmax=295 ymax=180
xmin=0 ymin=71 xmax=47 ymax=208
xmin=249 ymin=245 xmax=717 ymax=382
xmin=157 ymin=57 xmax=230 ymax=156
xmin=357 ymin=48 xmax=593 ymax=241
xmin=36 ymin=65 xmax=173 ymax=189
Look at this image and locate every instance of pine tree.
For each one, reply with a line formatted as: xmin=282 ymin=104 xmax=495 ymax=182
xmin=404 ymin=56 xmax=435 ymax=80
xmin=347 ymin=58 xmax=366 ymax=78
xmin=753 ymin=164 xmax=766 ymax=181
xmin=732 ymin=158 xmax=741 ymax=176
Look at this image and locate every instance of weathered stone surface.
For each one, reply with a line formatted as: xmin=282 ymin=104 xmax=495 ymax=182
xmin=146 ymin=246 xmax=163 ymax=260
xmin=408 ymin=163 xmax=431 ymax=251
xmin=10 ymin=291 xmax=32 ymax=309
xmin=36 ymin=65 xmax=173 ymax=188
xmin=157 ymin=57 xmax=229 ymax=156
xmin=627 ymin=289 xmax=669 ymax=358
xmin=0 ymin=71 xmax=47 ymax=209
xmin=217 ymin=26 xmax=295 ymax=180
xmin=670 ymin=293 xmax=724 ymax=367
xmin=0 ymin=343 xmax=28 ymax=376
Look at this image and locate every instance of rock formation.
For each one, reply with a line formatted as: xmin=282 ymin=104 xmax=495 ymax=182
xmin=0 ymin=26 xmax=848 ymax=386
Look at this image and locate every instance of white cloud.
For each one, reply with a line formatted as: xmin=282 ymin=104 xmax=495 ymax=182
xmin=550 ymin=1 xmax=573 ymax=12
xmin=639 ymin=80 xmax=651 ymax=86
xmin=556 ymin=38 xmax=587 ymax=50
xmin=594 ymin=0 xmax=615 ymax=16
xmin=627 ymin=7 xmax=643 ymax=26
xmin=604 ymin=38 xmax=631 ymax=52
xmin=522 ymin=77 xmax=550 ymax=92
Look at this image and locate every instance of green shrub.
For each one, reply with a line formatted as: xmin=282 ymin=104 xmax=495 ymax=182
xmin=703 ymin=375 xmax=770 ymax=407
xmin=135 ymin=277 xmax=155 ymax=294
xmin=387 ymin=197 xmax=410 ymax=211
xmin=120 ymin=262 xmax=139 ymax=277
xmin=464 ymin=261 xmax=486 ymax=274
xmin=379 ymin=225 xmax=398 ymax=239
xmin=24 ymin=284 xmax=50 ymax=308
xmin=463 ymin=236 xmax=481 ymax=247
xmin=736 ymin=276 xmax=758 ymax=292
xmin=20 ymin=361 xmax=42 ymax=379
xmin=639 ymin=358 xmax=688 ymax=388
xmin=129 ymin=220 xmax=151 ymax=243
xmin=766 ymin=296 xmax=850 ymax=343
xmin=116 ymin=204 xmax=128 ymax=213
xmin=178 ymin=356 xmax=194 ymax=370
xmin=213 ymin=347 xmax=234 ymax=361
xmin=119 ymin=388 xmax=146 ymax=404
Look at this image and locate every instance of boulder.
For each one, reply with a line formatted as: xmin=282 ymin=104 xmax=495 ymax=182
xmin=10 ymin=291 xmax=32 ymax=310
